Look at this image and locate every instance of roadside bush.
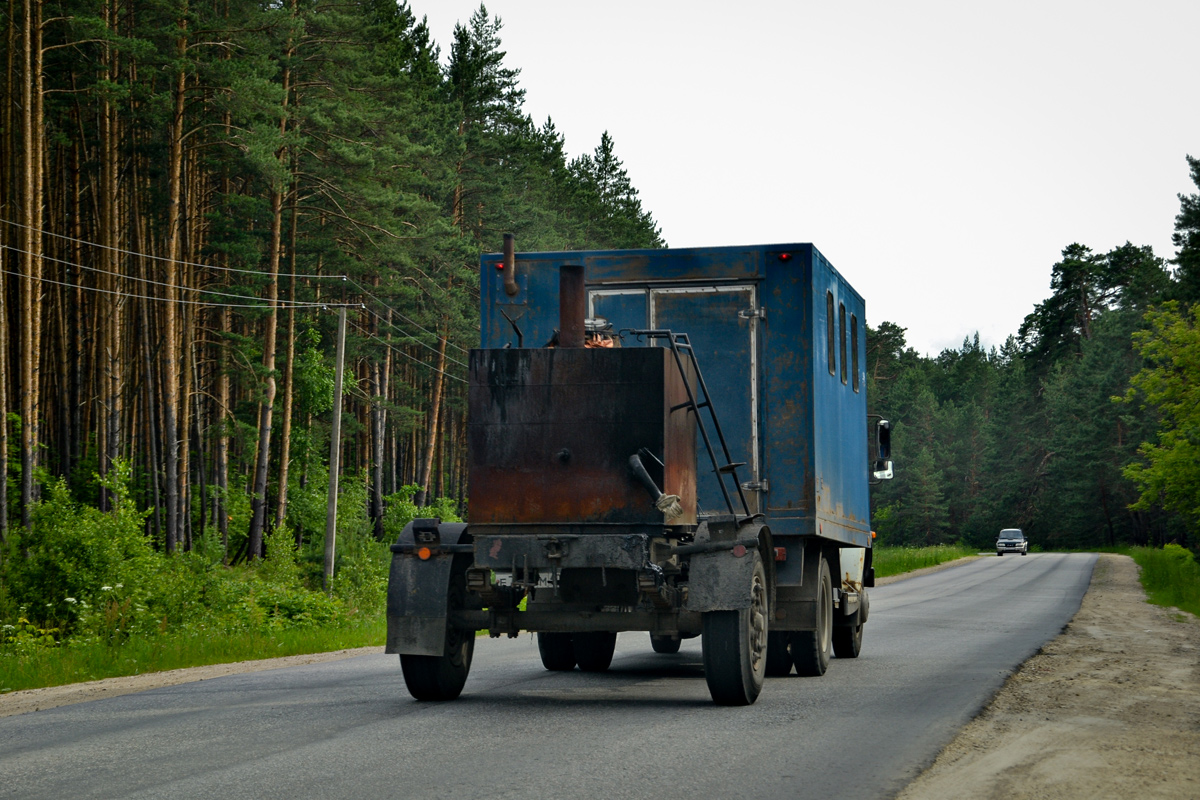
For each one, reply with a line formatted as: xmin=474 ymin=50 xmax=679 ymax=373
xmin=1130 ymin=544 xmax=1200 ymax=617
xmin=3 ymin=463 xmax=153 ymax=632
xmin=244 ymin=582 xmax=342 ymax=628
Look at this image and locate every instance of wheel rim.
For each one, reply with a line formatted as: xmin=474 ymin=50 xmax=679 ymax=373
xmin=748 ymin=570 xmax=768 ymax=673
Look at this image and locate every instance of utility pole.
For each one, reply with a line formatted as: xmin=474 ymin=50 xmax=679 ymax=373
xmin=324 ymin=306 xmax=347 ymax=591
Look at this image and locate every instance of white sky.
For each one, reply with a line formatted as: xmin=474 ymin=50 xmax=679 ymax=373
xmin=417 ymin=0 xmax=1200 ymax=356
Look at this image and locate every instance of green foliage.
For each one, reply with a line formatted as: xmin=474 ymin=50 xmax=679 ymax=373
xmin=3 ymin=463 xmax=154 ymax=630
xmin=1123 ymin=302 xmax=1200 ymax=534
xmin=293 ymin=329 xmax=337 ymax=417
xmin=382 ymin=484 xmax=463 ymax=541
xmin=868 ymin=224 xmax=1189 ymax=551
xmin=1 ymin=615 xmax=62 ymax=656
xmin=1128 ymin=544 xmax=1200 ymax=618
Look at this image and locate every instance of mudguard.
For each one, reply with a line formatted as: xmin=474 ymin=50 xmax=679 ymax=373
xmin=686 ymin=519 xmax=773 ymax=612
xmin=385 ymin=520 xmax=470 ymax=656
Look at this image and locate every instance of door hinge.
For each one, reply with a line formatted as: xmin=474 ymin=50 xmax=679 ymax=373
xmin=738 ymin=306 xmax=766 ymax=320
xmin=740 ymin=479 xmax=769 ymax=492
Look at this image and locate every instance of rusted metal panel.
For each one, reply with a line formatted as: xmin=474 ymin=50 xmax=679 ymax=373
xmin=558 ymin=264 xmax=586 ymax=347
xmin=468 ymin=347 xmax=696 ymax=527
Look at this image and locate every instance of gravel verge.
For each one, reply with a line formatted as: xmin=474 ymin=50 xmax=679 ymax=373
xmin=897 ymin=553 xmax=1200 ymax=799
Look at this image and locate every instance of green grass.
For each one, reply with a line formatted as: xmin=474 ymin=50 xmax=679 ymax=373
xmin=873 ymin=544 xmax=978 ymax=578
xmin=1126 ymin=544 xmax=1200 ymax=619
xmin=0 ymin=616 xmax=385 ymax=694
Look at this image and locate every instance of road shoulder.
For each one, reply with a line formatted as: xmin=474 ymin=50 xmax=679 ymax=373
xmin=897 ymin=553 xmax=1200 ymax=800
xmin=0 ymin=646 xmax=383 ymax=718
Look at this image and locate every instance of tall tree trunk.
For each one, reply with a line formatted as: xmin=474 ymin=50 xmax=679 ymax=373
xmin=19 ymin=0 xmax=45 ymax=530
xmin=370 ymin=358 xmax=384 ymax=536
xmin=216 ymin=306 xmax=231 ymax=559
xmin=161 ymin=14 xmax=188 ymax=552
xmin=0 ymin=0 xmax=15 ymax=540
xmin=0 ymin=230 xmax=7 ymax=543
xmin=274 ymin=200 xmax=299 ymax=530
xmin=247 ymin=186 xmax=282 ymax=559
xmin=191 ymin=336 xmax=206 ymax=545
xmin=247 ymin=5 xmax=295 ymax=558
xmin=180 ymin=303 xmax=194 ymax=551
xmin=415 ymin=334 xmax=448 ymax=507
xmin=141 ymin=289 xmax=162 ymax=544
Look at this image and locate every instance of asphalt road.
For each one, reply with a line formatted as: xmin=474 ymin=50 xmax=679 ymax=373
xmin=0 ymin=553 xmax=1096 ymax=800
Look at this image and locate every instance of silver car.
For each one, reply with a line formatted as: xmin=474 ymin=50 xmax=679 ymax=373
xmin=996 ymin=528 xmax=1028 ymax=556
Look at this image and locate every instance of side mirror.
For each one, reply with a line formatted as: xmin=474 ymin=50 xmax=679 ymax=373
xmin=876 ymin=419 xmax=891 ymax=460
xmin=868 ymin=417 xmax=893 ymax=483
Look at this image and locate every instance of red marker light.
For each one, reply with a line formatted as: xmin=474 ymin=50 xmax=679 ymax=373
xmin=416 ymin=546 xmax=433 ymax=560
xmin=778 ymin=253 xmax=793 ymax=262
xmin=732 ymin=544 xmax=747 ymax=558
xmin=494 ymin=262 xmax=504 ymax=271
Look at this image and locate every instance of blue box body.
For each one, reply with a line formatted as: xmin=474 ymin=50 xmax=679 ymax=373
xmin=480 ymin=243 xmax=871 ymax=549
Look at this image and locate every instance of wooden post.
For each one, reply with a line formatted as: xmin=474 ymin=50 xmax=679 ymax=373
xmin=324 ymin=306 xmax=347 ymax=591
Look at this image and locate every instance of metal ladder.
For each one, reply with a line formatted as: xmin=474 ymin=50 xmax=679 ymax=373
xmin=629 ymin=329 xmax=753 ymax=522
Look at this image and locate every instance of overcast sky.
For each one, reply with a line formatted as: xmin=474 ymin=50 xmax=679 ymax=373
xmin=417 ymin=1 xmax=1199 ymax=356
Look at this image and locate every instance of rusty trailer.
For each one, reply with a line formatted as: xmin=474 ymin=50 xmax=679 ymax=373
xmin=386 ymin=240 xmax=893 ymax=705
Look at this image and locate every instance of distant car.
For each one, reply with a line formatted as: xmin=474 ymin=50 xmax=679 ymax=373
xmin=996 ymin=529 xmax=1028 ymax=556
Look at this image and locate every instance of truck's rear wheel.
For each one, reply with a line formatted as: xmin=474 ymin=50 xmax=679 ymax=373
xmin=791 ymin=554 xmax=832 ymax=676
xmin=702 ymin=553 xmax=769 ymax=705
xmin=765 ymin=631 xmax=793 ymax=677
xmin=537 ymin=632 xmax=577 ymax=671
xmin=832 ymin=609 xmax=864 ymax=658
xmin=400 ymin=564 xmax=474 ymax=701
xmin=575 ymin=631 xmax=618 ymax=671
xmin=650 ymin=634 xmax=681 ymax=654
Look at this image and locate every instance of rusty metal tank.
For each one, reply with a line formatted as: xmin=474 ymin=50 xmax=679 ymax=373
xmin=468 ymin=345 xmax=697 ymax=529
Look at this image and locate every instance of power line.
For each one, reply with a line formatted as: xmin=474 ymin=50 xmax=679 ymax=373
xmin=350 ymin=320 xmax=468 ymax=384
xmin=358 ymin=303 xmax=469 ymax=369
xmin=0 ymin=216 xmax=347 ymax=280
xmin=347 ymin=278 xmax=472 ymax=357
xmin=1 ymin=243 xmax=335 ymax=307
xmin=0 ymin=266 xmax=358 ymax=311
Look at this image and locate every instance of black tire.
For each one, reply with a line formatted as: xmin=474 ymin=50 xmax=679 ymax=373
xmin=791 ymin=553 xmax=832 ymax=676
xmin=832 ymin=610 xmax=863 ymax=659
xmin=996 ymin=551 xmax=1003 ymax=556
xmin=1021 ymin=550 xmax=1028 ymax=556
xmin=574 ymin=631 xmax=618 ymax=672
xmin=702 ymin=553 xmax=769 ymax=706
xmin=538 ymin=632 xmax=577 ymax=671
xmin=650 ymin=634 xmax=682 ymax=654
xmin=765 ymin=631 xmax=793 ymax=677
xmin=400 ymin=563 xmax=474 ymax=701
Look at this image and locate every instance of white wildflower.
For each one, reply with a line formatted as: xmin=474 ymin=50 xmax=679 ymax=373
xmin=101 ymin=586 xmax=113 ymax=592
xmin=65 ymin=597 xmax=77 ymax=604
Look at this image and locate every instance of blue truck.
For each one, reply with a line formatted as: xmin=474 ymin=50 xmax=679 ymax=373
xmin=386 ymin=238 xmax=893 ymax=705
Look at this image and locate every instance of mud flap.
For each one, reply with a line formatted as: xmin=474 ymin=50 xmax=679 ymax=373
xmin=385 ymin=521 xmax=470 ymax=656
xmin=686 ymin=519 xmax=772 ymax=612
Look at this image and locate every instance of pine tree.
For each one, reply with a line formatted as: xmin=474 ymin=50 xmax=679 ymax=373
xmin=1171 ymin=155 xmax=1200 ymax=305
